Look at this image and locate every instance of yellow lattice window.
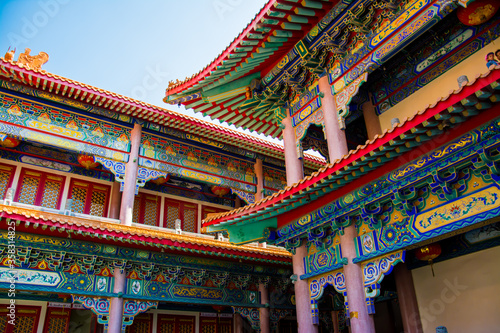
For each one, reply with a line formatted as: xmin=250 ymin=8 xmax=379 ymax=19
xmin=165 ymin=199 xmax=180 ymax=229
xmin=45 ymin=317 xmax=67 ymax=333
xmin=133 ymin=193 xmax=160 ymax=226
xmin=0 ymin=164 xmax=15 ymax=199
xmin=17 ymin=174 xmax=40 ymax=205
xmin=69 ymin=180 xmax=110 ymax=217
xmin=164 ymin=199 xmax=199 ymax=232
xmin=126 ymin=313 xmax=152 ymax=333
xmin=41 ymin=178 xmax=63 ymax=209
xmin=183 ymin=204 xmax=197 ymax=233
xmin=157 ymin=315 xmax=175 ymax=333
xmin=132 ymin=196 xmax=141 ymax=223
xmin=16 ymin=169 xmax=64 ymax=209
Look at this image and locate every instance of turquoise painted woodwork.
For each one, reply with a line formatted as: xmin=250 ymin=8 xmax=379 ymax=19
xmin=207 ymin=217 xmax=278 ymax=245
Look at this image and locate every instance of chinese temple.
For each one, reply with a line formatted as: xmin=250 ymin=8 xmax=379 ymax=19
xmin=165 ymin=0 xmax=500 ymax=333
xmin=0 ymin=46 xmax=328 ymax=333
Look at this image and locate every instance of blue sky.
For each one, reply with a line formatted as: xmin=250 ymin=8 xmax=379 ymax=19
xmin=0 ymin=0 xmax=275 ymax=136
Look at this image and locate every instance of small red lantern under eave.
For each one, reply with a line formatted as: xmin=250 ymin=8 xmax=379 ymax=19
xmin=457 ymin=0 xmax=499 ymax=26
xmin=0 ymin=137 xmax=20 ymax=148
xmin=211 ymin=185 xmax=230 ymax=197
xmin=415 ymin=243 xmax=442 ymax=277
xmin=77 ymin=155 xmax=99 ymax=169
xmin=151 ymin=175 xmax=170 ymax=185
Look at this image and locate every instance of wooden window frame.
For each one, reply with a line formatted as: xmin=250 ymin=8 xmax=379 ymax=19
xmin=68 ymin=178 xmax=110 ymax=217
xmin=133 ymin=192 xmax=161 ymax=226
xmin=164 ymin=198 xmax=199 ymax=233
xmin=14 ymin=168 xmax=65 ymax=209
xmin=0 ymin=162 xmax=16 ymax=200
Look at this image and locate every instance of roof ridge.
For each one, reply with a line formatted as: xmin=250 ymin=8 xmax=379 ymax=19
xmin=0 ymin=58 xmax=324 ymax=163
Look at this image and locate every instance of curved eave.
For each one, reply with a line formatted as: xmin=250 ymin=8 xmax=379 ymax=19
xmin=0 ymin=59 xmax=325 ymax=170
xmin=203 ymin=67 xmax=500 ymax=230
xmin=164 ymin=0 xmax=336 ymax=99
xmin=0 ymin=205 xmax=292 ymax=263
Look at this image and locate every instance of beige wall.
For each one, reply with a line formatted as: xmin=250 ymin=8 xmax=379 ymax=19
xmin=378 ymin=37 xmax=500 ymax=131
xmin=412 ymin=245 xmax=500 ymax=333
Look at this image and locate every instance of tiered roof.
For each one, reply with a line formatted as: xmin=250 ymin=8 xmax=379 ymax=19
xmin=164 ymin=0 xmax=342 ymax=137
xmin=202 ymin=68 xmax=500 ymax=236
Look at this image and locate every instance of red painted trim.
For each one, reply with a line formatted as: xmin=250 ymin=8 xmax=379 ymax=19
xmin=204 ymin=69 xmax=500 ymax=226
xmin=277 ymin=104 xmax=500 ymax=227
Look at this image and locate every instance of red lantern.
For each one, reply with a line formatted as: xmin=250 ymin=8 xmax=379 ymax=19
xmin=415 ymin=243 xmax=442 ymax=277
xmin=0 ymin=137 xmax=20 ymax=148
xmin=151 ymin=175 xmax=170 ymax=185
xmin=211 ymin=185 xmax=230 ymax=197
xmin=77 ymin=155 xmax=99 ymax=169
xmin=457 ymin=0 xmax=499 ymax=26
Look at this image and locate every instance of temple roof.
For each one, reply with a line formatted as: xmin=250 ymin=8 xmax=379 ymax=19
xmin=163 ymin=0 xmax=343 ymax=137
xmin=164 ymin=0 xmax=409 ymax=137
xmin=0 ymin=58 xmax=325 ymax=170
xmin=202 ymin=67 xmax=500 ymax=237
xmin=0 ymin=204 xmax=291 ymax=264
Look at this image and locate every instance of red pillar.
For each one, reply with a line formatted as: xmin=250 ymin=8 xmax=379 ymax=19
xmin=259 ymin=283 xmax=270 ymax=333
xmin=119 ymin=123 xmax=142 ymax=225
xmin=318 ymin=76 xmax=348 ymax=162
xmin=107 ymin=268 xmax=126 ymax=333
xmin=319 ymin=75 xmax=375 ymax=332
xmin=254 ymin=158 xmax=264 ymax=201
xmin=394 ymin=263 xmax=423 ymax=333
xmin=108 ymin=182 xmax=122 ymax=220
xmin=281 ymin=114 xmax=315 ymax=332
xmin=282 ymin=115 xmax=303 ymax=186
xmin=234 ymin=313 xmax=243 ymax=333
xmin=108 ymin=123 xmax=141 ymax=333
xmin=340 ymin=225 xmax=375 ymax=333
xmin=293 ymin=244 xmax=318 ymax=333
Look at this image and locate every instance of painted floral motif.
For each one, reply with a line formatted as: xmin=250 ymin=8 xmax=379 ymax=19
xmin=421 ymin=191 xmax=498 ymax=229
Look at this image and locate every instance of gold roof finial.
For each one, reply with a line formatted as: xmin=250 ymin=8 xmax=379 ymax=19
xmin=16 ymin=48 xmax=49 ymax=70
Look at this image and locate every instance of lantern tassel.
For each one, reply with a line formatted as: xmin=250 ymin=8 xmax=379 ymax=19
xmin=429 ymin=259 xmax=435 ymax=277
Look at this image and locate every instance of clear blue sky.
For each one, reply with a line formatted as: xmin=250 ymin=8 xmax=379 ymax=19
xmin=0 ymin=0 xmax=277 ymax=137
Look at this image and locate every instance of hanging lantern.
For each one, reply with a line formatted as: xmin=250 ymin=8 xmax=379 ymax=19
xmin=415 ymin=243 xmax=442 ymax=277
xmin=77 ymin=155 xmax=99 ymax=169
xmin=457 ymin=0 xmax=499 ymax=26
xmin=0 ymin=137 xmax=20 ymax=148
xmin=151 ymin=174 xmax=170 ymax=185
xmin=211 ymin=185 xmax=230 ymax=197
xmin=212 ymin=305 xmax=225 ymax=312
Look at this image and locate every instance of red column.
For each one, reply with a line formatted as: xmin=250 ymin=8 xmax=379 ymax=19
xmin=119 ymin=123 xmax=142 ymax=225
xmin=281 ymin=114 xmax=315 ymax=332
xmin=293 ymin=244 xmax=318 ymax=333
xmin=108 ymin=182 xmax=122 ymax=220
xmin=394 ymin=263 xmax=423 ymax=333
xmin=282 ymin=115 xmax=303 ymax=186
xmin=319 ymin=75 xmax=375 ymax=332
xmin=108 ymin=123 xmax=141 ymax=332
xmin=340 ymin=225 xmax=375 ymax=333
xmin=234 ymin=313 xmax=243 ymax=333
xmin=259 ymin=283 xmax=270 ymax=333
xmin=318 ymin=76 xmax=348 ymax=162
xmin=107 ymin=268 xmax=126 ymax=333
xmin=254 ymin=158 xmax=264 ymax=201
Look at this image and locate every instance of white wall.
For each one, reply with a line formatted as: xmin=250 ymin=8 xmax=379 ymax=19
xmin=412 ymin=245 xmax=500 ymax=333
